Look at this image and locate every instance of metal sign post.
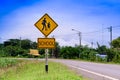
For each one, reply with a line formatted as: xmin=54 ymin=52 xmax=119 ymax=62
xmin=45 ymin=49 xmax=48 ymax=73
xmin=34 ymin=13 xmax=58 ymax=73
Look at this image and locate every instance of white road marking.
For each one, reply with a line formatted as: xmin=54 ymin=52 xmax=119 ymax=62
xmin=69 ymin=65 xmax=119 ymax=80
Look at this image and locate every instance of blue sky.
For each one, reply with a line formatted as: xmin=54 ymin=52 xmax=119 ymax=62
xmin=0 ymin=0 xmax=120 ymax=47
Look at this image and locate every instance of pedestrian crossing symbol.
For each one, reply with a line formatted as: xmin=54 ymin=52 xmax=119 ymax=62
xmin=34 ymin=13 xmax=58 ymax=37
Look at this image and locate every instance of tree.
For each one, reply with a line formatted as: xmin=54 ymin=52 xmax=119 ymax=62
xmin=96 ymin=42 xmax=108 ymax=55
xmin=0 ymin=43 xmax=3 ymax=49
xmin=106 ymin=48 xmax=114 ymax=62
xmin=0 ymin=43 xmax=4 ymax=57
xmin=60 ymin=46 xmax=80 ymax=59
xmin=112 ymin=49 xmax=120 ymax=63
xmin=53 ymin=42 xmax=60 ymax=58
xmin=2 ymin=38 xmax=37 ymax=57
xmin=4 ymin=39 xmax=20 ymax=47
xmin=49 ymin=42 xmax=60 ymax=58
xmin=31 ymin=42 xmax=37 ymax=49
xmin=89 ymin=50 xmax=97 ymax=61
xmin=39 ymin=49 xmax=45 ymax=55
xmin=3 ymin=45 xmax=28 ymax=57
xmin=4 ymin=46 xmax=19 ymax=56
xmin=111 ymin=37 xmax=120 ymax=48
xmin=80 ymin=45 xmax=90 ymax=60
xmin=21 ymin=39 xmax=31 ymax=49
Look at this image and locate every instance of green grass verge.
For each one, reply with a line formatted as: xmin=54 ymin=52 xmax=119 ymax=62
xmin=0 ymin=60 xmax=85 ymax=80
xmin=0 ymin=58 xmax=18 ymax=68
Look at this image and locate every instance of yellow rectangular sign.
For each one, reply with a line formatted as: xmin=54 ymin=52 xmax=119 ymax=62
xmin=37 ymin=38 xmax=55 ymax=49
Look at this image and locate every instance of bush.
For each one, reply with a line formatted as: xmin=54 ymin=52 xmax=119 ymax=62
xmin=112 ymin=49 xmax=120 ymax=63
xmin=0 ymin=58 xmax=18 ymax=68
xmin=3 ymin=46 xmax=29 ymax=57
xmin=60 ymin=46 xmax=80 ymax=59
xmin=0 ymin=50 xmax=5 ymax=57
xmin=89 ymin=50 xmax=97 ymax=61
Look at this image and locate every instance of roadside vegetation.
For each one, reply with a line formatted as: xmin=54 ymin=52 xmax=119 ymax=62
xmin=0 ymin=58 xmax=18 ymax=68
xmin=0 ymin=59 xmax=85 ymax=80
xmin=0 ymin=37 xmax=120 ymax=63
xmin=0 ymin=37 xmax=120 ymax=79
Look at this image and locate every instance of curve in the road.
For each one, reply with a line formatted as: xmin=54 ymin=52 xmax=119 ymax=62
xmin=50 ymin=59 xmax=120 ymax=80
xmin=69 ymin=65 xmax=119 ymax=80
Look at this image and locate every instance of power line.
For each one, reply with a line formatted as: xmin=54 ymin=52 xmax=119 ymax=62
xmin=53 ymin=33 xmax=76 ymax=38
xmin=112 ymin=27 xmax=120 ymax=30
xmin=53 ymin=25 xmax=119 ymax=38
xmin=112 ymin=25 xmax=120 ymax=28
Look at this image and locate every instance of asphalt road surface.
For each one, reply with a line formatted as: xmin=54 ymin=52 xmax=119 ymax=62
xmin=50 ymin=59 xmax=120 ymax=80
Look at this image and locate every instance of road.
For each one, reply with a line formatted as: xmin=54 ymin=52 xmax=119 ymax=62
xmin=50 ymin=59 xmax=120 ymax=80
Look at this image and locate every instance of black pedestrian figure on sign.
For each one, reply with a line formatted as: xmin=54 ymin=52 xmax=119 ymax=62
xmin=47 ymin=22 xmax=50 ymax=29
xmin=42 ymin=18 xmax=47 ymax=31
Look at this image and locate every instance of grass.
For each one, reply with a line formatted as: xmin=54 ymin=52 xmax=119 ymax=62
xmin=0 ymin=58 xmax=18 ymax=68
xmin=0 ymin=59 xmax=85 ymax=80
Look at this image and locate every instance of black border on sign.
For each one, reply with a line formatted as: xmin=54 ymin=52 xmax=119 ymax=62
xmin=34 ymin=13 xmax=58 ymax=37
xmin=37 ymin=38 xmax=55 ymax=49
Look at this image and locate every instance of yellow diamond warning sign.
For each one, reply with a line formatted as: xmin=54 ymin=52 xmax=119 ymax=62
xmin=34 ymin=13 xmax=58 ymax=37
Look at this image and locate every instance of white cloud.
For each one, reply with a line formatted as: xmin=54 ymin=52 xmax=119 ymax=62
xmin=56 ymin=38 xmax=92 ymax=47
xmin=1 ymin=0 xmax=120 ymax=47
xmin=56 ymin=38 xmax=78 ymax=47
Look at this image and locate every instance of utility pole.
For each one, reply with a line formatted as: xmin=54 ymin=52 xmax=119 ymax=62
xmin=52 ymin=35 xmax=54 ymax=58
xmin=108 ymin=26 xmax=112 ymax=48
xmin=91 ymin=42 xmax=93 ymax=48
xmin=72 ymin=29 xmax=82 ymax=47
xmin=20 ymin=37 xmax=21 ymax=48
xmin=72 ymin=29 xmax=82 ymax=58
xmin=78 ymin=32 xmax=82 ymax=47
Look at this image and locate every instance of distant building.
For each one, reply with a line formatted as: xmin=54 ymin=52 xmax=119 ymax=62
xmin=29 ymin=49 xmax=40 ymax=56
xmin=96 ymin=54 xmax=107 ymax=59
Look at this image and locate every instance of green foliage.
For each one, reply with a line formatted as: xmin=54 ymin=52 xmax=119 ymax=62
xmin=96 ymin=43 xmax=108 ymax=54
xmin=3 ymin=45 xmax=28 ymax=57
xmin=60 ymin=46 xmax=80 ymax=59
xmin=112 ymin=49 xmax=120 ymax=63
xmin=4 ymin=39 xmax=20 ymax=47
xmin=21 ymin=39 xmax=31 ymax=49
xmin=96 ymin=56 xmax=104 ymax=62
xmin=106 ymin=48 xmax=115 ymax=62
xmin=4 ymin=46 xmax=18 ymax=56
xmin=53 ymin=42 xmax=61 ymax=58
xmin=30 ymin=42 xmax=37 ymax=49
xmin=0 ymin=58 xmax=18 ymax=68
xmin=1 ymin=38 xmax=37 ymax=57
xmin=49 ymin=42 xmax=60 ymax=58
xmin=89 ymin=50 xmax=97 ymax=61
xmin=0 ymin=49 xmax=5 ymax=57
xmin=0 ymin=61 xmax=84 ymax=80
xmin=3 ymin=38 xmax=37 ymax=50
xmin=1 ymin=37 xmax=120 ymax=63
xmin=0 ymin=44 xmax=3 ymax=49
xmin=38 ymin=49 xmax=45 ymax=55
xmin=80 ymin=46 xmax=90 ymax=60
xmin=111 ymin=37 xmax=120 ymax=48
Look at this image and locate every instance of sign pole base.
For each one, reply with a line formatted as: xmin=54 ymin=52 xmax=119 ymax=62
xmin=45 ymin=65 xmax=48 ymax=73
xmin=45 ymin=49 xmax=48 ymax=73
